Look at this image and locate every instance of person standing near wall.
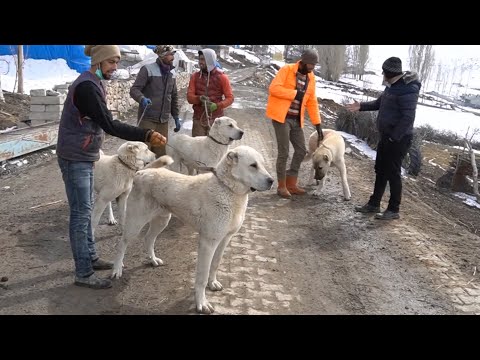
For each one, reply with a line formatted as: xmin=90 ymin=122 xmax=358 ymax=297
xmin=130 ymin=45 xmax=181 ymax=157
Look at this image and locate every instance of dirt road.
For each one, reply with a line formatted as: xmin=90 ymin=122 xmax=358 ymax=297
xmin=1 ymin=69 xmax=479 ymax=315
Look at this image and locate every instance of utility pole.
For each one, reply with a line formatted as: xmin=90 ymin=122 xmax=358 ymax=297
xmin=17 ymin=45 xmax=24 ymax=94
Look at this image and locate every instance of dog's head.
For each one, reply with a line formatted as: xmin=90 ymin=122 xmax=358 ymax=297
xmin=217 ymin=145 xmax=274 ymax=194
xmin=312 ymin=147 xmax=332 ymax=180
xmin=118 ymin=141 xmax=156 ymax=170
xmin=209 ymin=116 xmax=244 ymax=144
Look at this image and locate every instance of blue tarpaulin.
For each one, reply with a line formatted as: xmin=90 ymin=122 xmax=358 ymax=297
xmin=0 ymin=45 xmax=90 ymax=73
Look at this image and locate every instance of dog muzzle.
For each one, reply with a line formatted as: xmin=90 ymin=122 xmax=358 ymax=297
xmin=314 ymin=169 xmax=326 ymax=180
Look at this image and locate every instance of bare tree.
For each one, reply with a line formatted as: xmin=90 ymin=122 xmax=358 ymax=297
xmin=358 ymin=45 xmax=369 ymax=80
xmin=347 ymin=45 xmax=359 ymax=79
xmin=434 ymin=61 xmax=444 ymax=92
xmin=448 ymin=59 xmax=458 ymax=96
xmin=408 ymin=45 xmax=435 ymax=85
xmin=315 ymin=45 xmax=346 ymax=82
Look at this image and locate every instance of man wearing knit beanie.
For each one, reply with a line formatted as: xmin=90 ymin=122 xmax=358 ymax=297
xmin=56 ymin=45 xmax=167 ymax=289
xmin=266 ymin=48 xmax=323 ymax=199
xmin=130 ymin=45 xmax=181 ymax=156
xmin=301 ymin=49 xmax=319 ymax=65
xmin=382 ymin=56 xmax=403 ymax=79
xmin=345 ymin=56 xmax=421 ymax=220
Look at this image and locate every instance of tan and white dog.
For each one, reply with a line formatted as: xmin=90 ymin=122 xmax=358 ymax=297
xmin=110 ymin=145 xmax=274 ymax=314
xmin=92 ymin=141 xmax=165 ymax=231
xmin=304 ymin=129 xmax=351 ymax=200
xmin=166 ymin=116 xmax=244 ymax=175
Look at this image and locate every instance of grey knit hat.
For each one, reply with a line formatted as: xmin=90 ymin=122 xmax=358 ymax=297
xmin=300 ymin=49 xmax=319 ymax=64
xmin=382 ymin=57 xmax=402 ymax=75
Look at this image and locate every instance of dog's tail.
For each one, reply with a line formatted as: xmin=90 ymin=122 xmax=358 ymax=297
xmin=144 ymin=155 xmax=174 ymax=169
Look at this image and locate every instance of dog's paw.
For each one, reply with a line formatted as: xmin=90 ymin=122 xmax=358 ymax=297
xmin=312 ymin=190 xmax=322 ymax=197
xmin=197 ymin=300 xmax=215 ymax=314
xmin=111 ymin=264 xmax=123 ymax=279
xmin=149 ymin=256 xmax=164 ymax=267
xmin=208 ymin=280 xmax=223 ymax=291
xmin=108 ymin=218 xmax=118 ymax=226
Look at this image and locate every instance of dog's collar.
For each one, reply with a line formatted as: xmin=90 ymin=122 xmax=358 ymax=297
xmin=118 ymin=156 xmax=141 ymax=171
xmin=208 ymin=135 xmax=230 ymax=146
xmin=316 ymin=143 xmax=334 ymax=156
xmin=197 ymin=166 xmax=217 ymax=175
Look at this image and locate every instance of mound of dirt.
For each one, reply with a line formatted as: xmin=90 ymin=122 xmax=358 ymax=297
xmin=0 ymin=91 xmax=30 ymax=130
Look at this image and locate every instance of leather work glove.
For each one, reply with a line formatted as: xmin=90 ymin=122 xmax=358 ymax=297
xmin=199 ymin=95 xmax=209 ymax=103
xmin=149 ymin=131 xmax=167 ymax=147
xmin=294 ymin=90 xmax=305 ymax=102
xmin=141 ymin=97 xmax=152 ymax=107
xmin=315 ymin=124 xmax=324 ymax=141
xmin=174 ymin=117 xmax=181 ymax=132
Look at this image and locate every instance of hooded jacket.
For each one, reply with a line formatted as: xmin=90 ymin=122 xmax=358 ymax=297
xmin=360 ymin=71 xmax=422 ymax=142
xmin=266 ymin=61 xmax=321 ymax=127
xmin=187 ymin=48 xmax=234 ymax=124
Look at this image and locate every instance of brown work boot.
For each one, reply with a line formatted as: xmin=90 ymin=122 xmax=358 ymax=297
xmin=286 ymin=175 xmax=306 ymax=195
xmin=277 ymin=179 xmax=291 ymax=199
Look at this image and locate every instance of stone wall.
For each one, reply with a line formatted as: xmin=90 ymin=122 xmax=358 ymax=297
xmin=105 ymin=71 xmax=190 ymax=118
xmin=43 ymin=71 xmax=192 ymax=121
xmin=103 ymin=79 xmax=136 ymax=119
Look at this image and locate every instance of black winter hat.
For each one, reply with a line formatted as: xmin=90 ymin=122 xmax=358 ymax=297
xmin=300 ymin=49 xmax=319 ymax=64
xmin=382 ymin=57 xmax=403 ymax=77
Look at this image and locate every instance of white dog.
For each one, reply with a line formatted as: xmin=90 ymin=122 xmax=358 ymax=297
xmin=92 ymin=141 xmax=161 ymax=231
xmin=166 ymin=116 xmax=244 ymax=175
xmin=304 ymin=129 xmax=351 ymax=200
xmin=111 ymin=145 xmax=274 ymax=314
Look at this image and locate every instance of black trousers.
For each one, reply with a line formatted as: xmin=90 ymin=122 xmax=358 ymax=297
xmin=368 ymin=134 xmax=412 ymax=212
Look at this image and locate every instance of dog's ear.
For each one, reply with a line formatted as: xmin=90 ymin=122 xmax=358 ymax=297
xmin=226 ymin=151 xmax=239 ymax=164
xmin=127 ymin=144 xmax=139 ymax=153
xmin=323 ymin=154 xmax=329 ymax=162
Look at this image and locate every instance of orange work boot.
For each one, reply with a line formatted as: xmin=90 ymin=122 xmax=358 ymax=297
xmin=286 ymin=175 xmax=306 ymax=195
xmin=277 ymin=179 xmax=291 ymax=199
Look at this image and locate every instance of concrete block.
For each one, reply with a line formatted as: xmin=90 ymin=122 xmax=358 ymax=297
xmin=46 ymin=105 xmax=63 ymax=112
xmin=31 ymin=95 xmax=66 ymax=105
xmin=30 ymin=89 xmax=46 ymax=97
xmin=29 ymin=111 xmax=62 ymax=121
xmin=30 ymin=105 xmax=46 ymax=112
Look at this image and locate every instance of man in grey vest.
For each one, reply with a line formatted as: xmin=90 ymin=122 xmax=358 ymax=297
xmin=130 ymin=45 xmax=181 ymax=157
xmin=57 ymin=45 xmax=167 ymax=289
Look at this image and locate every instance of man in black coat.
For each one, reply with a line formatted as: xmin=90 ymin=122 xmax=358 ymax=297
xmin=345 ymin=56 xmax=422 ymax=220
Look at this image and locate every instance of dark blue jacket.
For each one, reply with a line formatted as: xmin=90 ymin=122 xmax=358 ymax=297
xmin=360 ymin=71 xmax=421 ymax=142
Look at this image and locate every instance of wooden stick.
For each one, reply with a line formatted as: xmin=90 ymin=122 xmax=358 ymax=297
xmin=29 ymin=199 xmax=63 ymax=209
xmin=0 ymin=109 xmax=13 ymax=117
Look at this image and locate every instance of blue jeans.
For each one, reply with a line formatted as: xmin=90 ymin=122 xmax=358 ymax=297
xmin=58 ymin=157 xmax=99 ymax=278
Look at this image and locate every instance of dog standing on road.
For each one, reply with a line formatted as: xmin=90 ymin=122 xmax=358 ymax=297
xmin=304 ymin=129 xmax=351 ymax=200
xmin=92 ymin=141 xmax=162 ymax=231
xmin=110 ymin=145 xmax=274 ymax=314
xmin=166 ymin=116 xmax=244 ymax=175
